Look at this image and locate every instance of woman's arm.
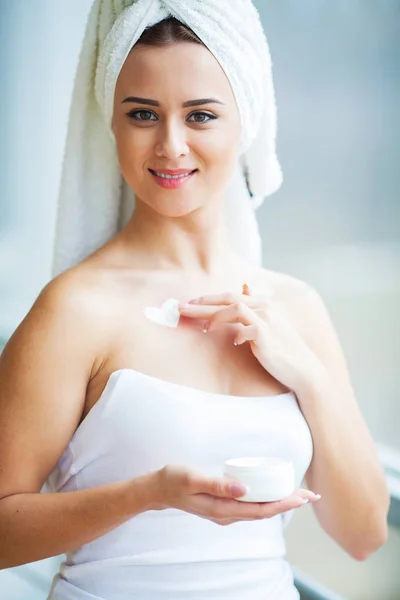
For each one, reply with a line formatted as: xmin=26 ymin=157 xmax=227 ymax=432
xmin=293 ymin=283 xmax=390 ymax=561
xmin=0 ymin=473 xmax=158 ymax=570
xmin=0 ymin=270 xmax=150 ymax=568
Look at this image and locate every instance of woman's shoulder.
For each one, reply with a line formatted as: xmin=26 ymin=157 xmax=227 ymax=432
xmin=256 ymin=266 xmax=314 ymax=301
xmin=38 ymin=263 xmax=127 ymax=346
xmin=256 ymin=267 xmax=327 ymax=335
xmin=45 ymin=259 xmax=150 ymax=330
xmin=45 ymin=264 xmax=109 ymax=311
xmin=258 ymin=267 xmax=335 ymax=354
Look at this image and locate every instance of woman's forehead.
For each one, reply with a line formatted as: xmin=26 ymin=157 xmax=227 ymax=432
xmin=116 ymin=43 xmax=236 ymax=104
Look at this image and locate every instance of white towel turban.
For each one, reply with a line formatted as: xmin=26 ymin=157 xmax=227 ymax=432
xmin=51 ymin=0 xmax=283 ymax=278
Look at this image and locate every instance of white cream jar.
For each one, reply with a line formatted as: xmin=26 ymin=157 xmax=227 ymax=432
xmin=223 ymin=456 xmax=295 ymax=502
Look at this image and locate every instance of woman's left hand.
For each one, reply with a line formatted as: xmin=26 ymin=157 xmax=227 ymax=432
xmin=178 ymin=284 xmax=327 ymax=394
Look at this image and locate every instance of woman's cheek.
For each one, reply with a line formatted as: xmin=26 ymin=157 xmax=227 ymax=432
xmin=210 ymin=123 xmax=240 ymax=159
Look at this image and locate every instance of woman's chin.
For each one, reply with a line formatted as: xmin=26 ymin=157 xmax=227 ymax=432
xmin=152 ymin=203 xmax=200 ymax=218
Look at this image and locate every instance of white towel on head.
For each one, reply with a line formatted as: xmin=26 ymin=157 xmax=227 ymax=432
xmin=51 ymin=0 xmax=282 ymax=278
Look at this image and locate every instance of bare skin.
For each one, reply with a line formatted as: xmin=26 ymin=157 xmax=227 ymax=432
xmin=75 ymin=258 xmax=293 ymax=426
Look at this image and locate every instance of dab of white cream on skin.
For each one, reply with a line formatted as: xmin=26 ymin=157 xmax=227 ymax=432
xmin=143 ymin=298 xmax=181 ymax=328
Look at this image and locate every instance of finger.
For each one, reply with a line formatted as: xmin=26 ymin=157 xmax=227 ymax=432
xmin=196 ymin=489 xmax=320 ymax=523
xmin=186 ymin=293 xmax=263 ymax=309
xmin=274 ymin=489 xmax=321 ymax=507
xmin=208 ymin=303 xmax=260 ymax=330
xmin=178 ymin=304 xmax=219 ymax=319
xmin=178 ymin=302 xmax=260 ymax=325
xmin=295 ymin=489 xmax=322 ymax=502
xmin=193 ymin=488 xmax=320 ymax=522
xmin=233 ymin=323 xmax=259 ymax=346
xmin=230 ymin=488 xmax=321 ymax=517
xmin=206 ymin=492 xmax=312 ymax=522
xmin=243 ymin=283 xmax=252 ymax=296
xmin=196 ymin=477 xmax=249 ymax=499
xmin=245 ymin=494 xmax=314 ymax=519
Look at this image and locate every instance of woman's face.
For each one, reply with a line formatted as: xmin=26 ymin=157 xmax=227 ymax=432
xmin=112 ymin=41 xmax=241 ymax=216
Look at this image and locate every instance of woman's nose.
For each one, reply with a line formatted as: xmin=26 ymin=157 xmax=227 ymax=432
xmin=154 ymin=120 xmax=190 ymax=159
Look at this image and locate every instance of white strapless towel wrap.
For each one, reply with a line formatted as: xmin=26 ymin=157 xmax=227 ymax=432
xmin=51 ymin=0 xmax=283 ymax=277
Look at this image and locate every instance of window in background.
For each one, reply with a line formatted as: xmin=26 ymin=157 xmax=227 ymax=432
xmin=254 ymin=0 xmax=400 ymax=453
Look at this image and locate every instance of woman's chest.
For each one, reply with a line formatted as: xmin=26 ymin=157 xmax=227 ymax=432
xmin=82 ymin=274 xmax=289 ymax=423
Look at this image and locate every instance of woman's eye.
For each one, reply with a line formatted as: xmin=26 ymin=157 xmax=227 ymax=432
xmin=187 ymin=112 xmax=217 ymax=124
xmin=127 ymin=110 xmax=217 ymax=124
xmin=128 ymin=110 xmax=156 ymax=121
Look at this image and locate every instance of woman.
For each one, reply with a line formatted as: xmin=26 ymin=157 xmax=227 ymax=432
xmin=0 ymin=1 xmax=389 ymax=599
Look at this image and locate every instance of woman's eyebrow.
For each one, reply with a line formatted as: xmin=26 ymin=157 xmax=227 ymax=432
xmin=121 ymin=96 xmax=225 ymax=107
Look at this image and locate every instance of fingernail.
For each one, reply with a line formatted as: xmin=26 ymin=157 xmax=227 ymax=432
xmin=306 ymin=495 xmax=321 ymax=504
xmin=230 ymin=484 xmax=248 ymax=497
xmin=188 ymin=299 xmax=200 ymax=304
xmin=243 ymin=284 xmax=250 ymax=294
xmin=202 ymin=321 xmax=209 ymax=333
xmin=300 ymin=498 xmax=309 ymax=504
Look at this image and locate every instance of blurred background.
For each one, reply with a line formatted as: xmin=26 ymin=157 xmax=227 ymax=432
xmin=0 ymin=1 xmax=399 ymax=599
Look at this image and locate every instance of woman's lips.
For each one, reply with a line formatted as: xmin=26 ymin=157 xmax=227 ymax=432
xmin=149 ymin=169 xmax=197 ymax=189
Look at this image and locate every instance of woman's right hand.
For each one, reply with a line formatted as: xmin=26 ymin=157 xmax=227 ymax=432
xmin=153 ymin=464 xmax=320 ymax=526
